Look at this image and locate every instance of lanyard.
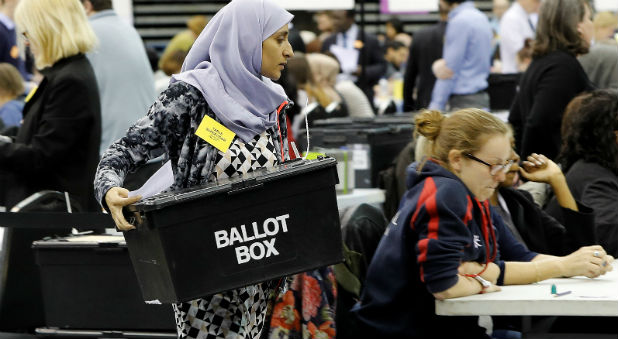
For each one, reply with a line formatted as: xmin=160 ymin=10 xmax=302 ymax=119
xmin=275 ymin=101 xmax=288 ymax=162
xmin=464 ymin=200 xmax=498 ymax=278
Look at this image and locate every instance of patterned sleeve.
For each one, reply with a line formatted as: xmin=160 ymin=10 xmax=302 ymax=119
xmin=93 ymin=81 xmax=202 ymax=207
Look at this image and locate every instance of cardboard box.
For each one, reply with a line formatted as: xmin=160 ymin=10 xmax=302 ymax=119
xmin=123 ymin=157 xmax=342 ymax=303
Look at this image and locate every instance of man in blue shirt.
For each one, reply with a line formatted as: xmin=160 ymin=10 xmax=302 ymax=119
xmin=429 ymin=0 xmax=493 ymax=111
xmin=82 ymin=0 xmax=156 ymax=156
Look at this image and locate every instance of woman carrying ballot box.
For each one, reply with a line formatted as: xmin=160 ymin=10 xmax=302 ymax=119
xmin=94 ymin=1 xmax=339 ymax=338
xmin=352 ymin=109 xmax=614 ymax=339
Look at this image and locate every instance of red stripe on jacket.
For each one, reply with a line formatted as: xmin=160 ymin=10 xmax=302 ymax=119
xmin=412 ymin=178 xmax=439 ymax=270
xmin=462 ymin=195 xmax=473 ymax=226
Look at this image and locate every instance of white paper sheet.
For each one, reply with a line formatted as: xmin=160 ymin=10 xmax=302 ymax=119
xmin=387 ymin=0 xmax=438 ymax=12
xmin=594 ymin=0 xmax=618 ymax=11
xmin=128 ymin=160 xmax=174 ymax=200
xmin=329 ymin=45 xmax=359 ymax=75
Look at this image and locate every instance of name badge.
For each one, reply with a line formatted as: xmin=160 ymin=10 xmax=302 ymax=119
xmin=195 ymin=115 xmax=235 ymax=153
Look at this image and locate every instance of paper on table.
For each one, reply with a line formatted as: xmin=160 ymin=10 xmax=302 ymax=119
xmin=128 ymin=160 xmax=174 ymax=200
xmin=329 ymin=45 xmax=359 ymax=75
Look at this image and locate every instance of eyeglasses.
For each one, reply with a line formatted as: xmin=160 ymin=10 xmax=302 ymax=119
xmin=464 ymin=153 xmax=514 ymax=176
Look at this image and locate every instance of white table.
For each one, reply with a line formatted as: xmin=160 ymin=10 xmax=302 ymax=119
xmin=336 ymin=188 xmax=385 ymax=210
xmin=436 ymin=261 xmax=618 ymax=317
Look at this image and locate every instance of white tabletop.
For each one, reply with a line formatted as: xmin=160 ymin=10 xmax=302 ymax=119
xmin=336 ymin=188 xmax=385 ymax=210
xmin=436 ymin=261 xmax=618 ymax=317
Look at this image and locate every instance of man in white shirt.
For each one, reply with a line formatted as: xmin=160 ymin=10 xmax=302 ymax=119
xmin=499 ymin=0 xmax=540 ymax=73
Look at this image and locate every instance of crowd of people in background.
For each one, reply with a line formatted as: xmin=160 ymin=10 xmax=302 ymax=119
xmin=0 ymin=0 xmax=617 ymax=338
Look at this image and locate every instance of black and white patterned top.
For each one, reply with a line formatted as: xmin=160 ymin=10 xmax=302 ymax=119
xmin=94 ymin=81 xmax=290 ymax=339
xmin=213 ymin=130 xmax=280 ymax=180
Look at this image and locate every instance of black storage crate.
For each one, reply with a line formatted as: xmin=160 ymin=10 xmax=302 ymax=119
xmin=123 ymin=157 xmax=342 ymax=303
xmin=32 ymin=235 xmax=175 ymax=330
xmin=312 ymin=114 xmax=417 ymax=127
xmin=297 ymin=125 xmax=413 ymax=188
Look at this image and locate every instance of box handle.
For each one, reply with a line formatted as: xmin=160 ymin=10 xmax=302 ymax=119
xmin=323 ymin=135 xmax=347 ymax=144
xmin=227 ymin=182 xmax=264 ymax=195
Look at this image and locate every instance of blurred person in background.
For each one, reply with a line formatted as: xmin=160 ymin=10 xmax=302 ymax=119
xmin=592 ymin=11 xmax=618 ymax=43
xmin=579 ymin=11 xmax=618 ymax=89
xmin=322 ymin=9 xmax=386 ymax=105
xmin=0 ymin=62 xmax=23 ymax=129
xmin=286 ymin=54 xmax=346 ymax=132
xmin=499 ymin=0 xmax=540 ymax=74
xmin=515 ymin=38 xmax=534 ymax=72
xmin=403 ymin=4 xmax=447 ymax=111
xmin=429 ymin=0 xmax=493 ymax=111
xmin=0 ymin=0 xmax=100 ymax=211
xmin=82 ymin=0 xmax=156 ymax=156
xmin=384 ymin=17 xmax=412 ymax=48
xmin=156 ymin=49 xmax=187 ymax=94
xmin=383 ymin=40 xmax=408 ymax=79
xmin=158 ymin=15 xmax=207 ymax=71
xmin=509 ymin=0 xmax=594 ymax=160
xmin=0 ymin=0 xmax=27 ymax=79
xmin=305 ymin=10 xmax=335 ymax=53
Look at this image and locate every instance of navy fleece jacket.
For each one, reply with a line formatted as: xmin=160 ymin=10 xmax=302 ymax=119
xmin=353 ymin=160 xmax=536 ymax=339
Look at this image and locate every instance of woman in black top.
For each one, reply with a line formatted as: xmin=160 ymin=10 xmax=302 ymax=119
xmin=508 ymin=0 xmax=594 ymax=160
xmin=546 ymin=89 xmax=618 ymax=257
xmin=0 ymin=0 xmax=100 ymax=211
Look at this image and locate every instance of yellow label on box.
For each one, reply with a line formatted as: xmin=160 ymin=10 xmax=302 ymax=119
xmin=195 ymin=115 xmax=235 ymax=153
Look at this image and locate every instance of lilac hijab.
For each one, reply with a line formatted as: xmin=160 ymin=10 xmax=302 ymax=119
xmin=172 ymin=0 xmax=293 ymax=142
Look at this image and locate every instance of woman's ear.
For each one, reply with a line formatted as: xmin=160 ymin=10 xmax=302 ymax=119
xmin=448 ymin=149 xmax=463 ymax=173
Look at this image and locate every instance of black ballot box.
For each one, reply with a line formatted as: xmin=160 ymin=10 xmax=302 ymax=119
xmin=32 ymin=235 xmax=176 ymax=330
xmin=312 ymin=113 xmax=417 ymax=127
xmin=297 ymin=124 xmax=414 ymax=188
xmin=122 ymin=157 xmax=342 ymax=303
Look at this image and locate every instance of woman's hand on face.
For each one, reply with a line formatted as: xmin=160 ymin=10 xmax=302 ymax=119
xmin=519 ymin=153 xmax=563 ymax=184
xmin=105 ymin=187 xmax=142 ymax=231
xmin=560 ymin=245 xmax=612 ymax=278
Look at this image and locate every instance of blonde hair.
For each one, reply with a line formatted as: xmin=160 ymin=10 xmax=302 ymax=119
xmin=14 ymin=0 xmax=97 ymax=69
xmin=414 ymin=109 xmax=510 ymax=166
xmin=594 ymin=11 xmax=618 ymax=29
xmin=306 ymin=53 xmax=343 ymax=105
xmin=0 ymin=63 xmax=24 ymax=98
xmin=187 ymin=15 xmax=208 ymax=36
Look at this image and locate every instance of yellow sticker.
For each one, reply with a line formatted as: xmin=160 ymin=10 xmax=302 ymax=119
xmin=24 ymin=85 xmax=38 ymax=103
xmin=195 ymin=115 xmax=235 ymax=153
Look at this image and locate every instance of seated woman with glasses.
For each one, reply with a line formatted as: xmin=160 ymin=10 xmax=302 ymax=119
xmin=352 ymin=108 xmax=613 ymax=339
xmin=490 ymin=150 xmax=597 ymax=256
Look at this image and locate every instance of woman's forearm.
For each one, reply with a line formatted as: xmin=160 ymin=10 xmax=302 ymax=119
xmin=503 ymin=259 xmax=564 ymax=285
xmin=433 ymin=275 xmax=484 ymax=300
xmin=549 ymin=173 xmax=578 ymax=211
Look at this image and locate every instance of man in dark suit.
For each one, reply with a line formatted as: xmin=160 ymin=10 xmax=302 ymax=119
xmin=321 ymin=9 xmax=386 ymax=105
xmin=403 ymin=8 xmax=448 ymax=111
